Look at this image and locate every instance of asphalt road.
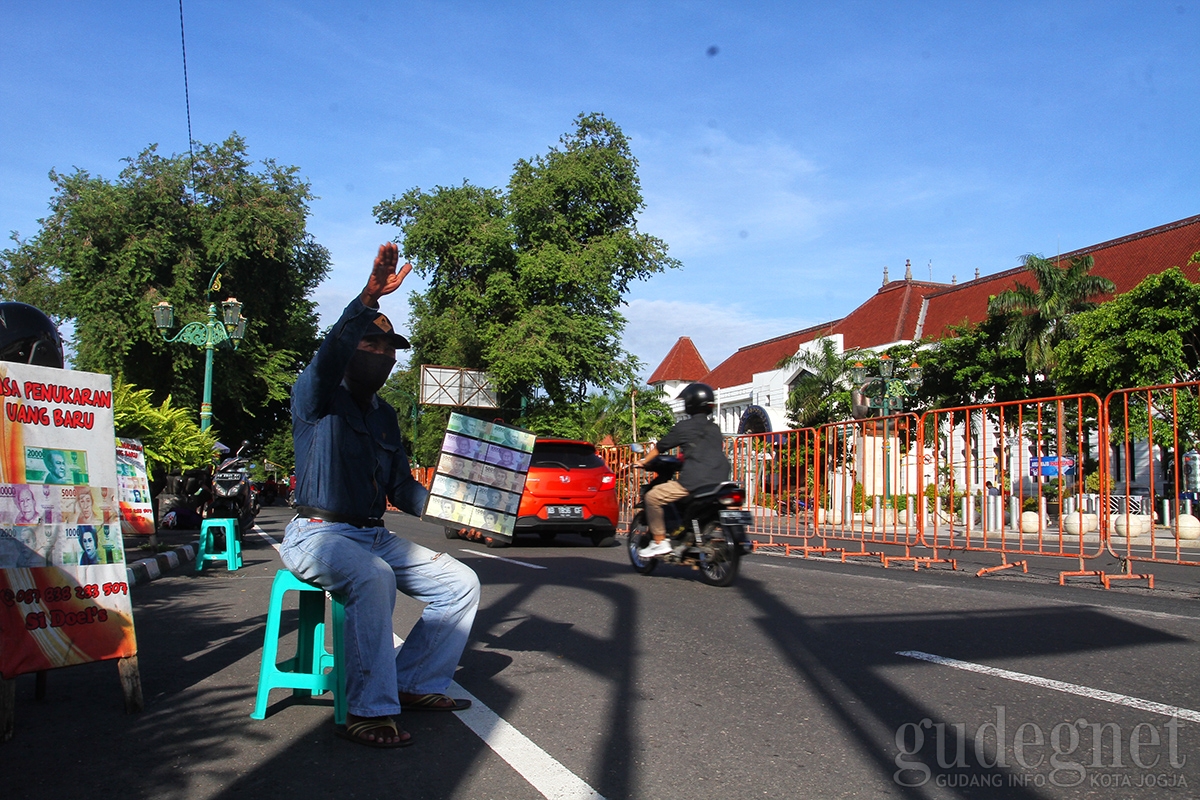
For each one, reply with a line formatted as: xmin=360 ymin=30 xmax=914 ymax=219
xmin=3 ymin=505 xmax=1200 ymax=799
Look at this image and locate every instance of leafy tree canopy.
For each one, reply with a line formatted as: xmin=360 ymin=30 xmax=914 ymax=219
xmin=520 ymin=384 xmax=675 ymax=445
xmin=914 ymin=314 xmax=1035 ymax=408
xmin=373 ymin=113 xmax=679 ymax=433
xmin=987 ymin=253 xmax=1114 ymax=385
xmin=1054 ymin=265 xmax=1200 ymax=398
xmin=0 ymin=134 xmax=330 ymax=448
xmin=112 ymin=378 xmax=217 ymax=482
xmin=778 ymin=338 xmax=861 ymax=428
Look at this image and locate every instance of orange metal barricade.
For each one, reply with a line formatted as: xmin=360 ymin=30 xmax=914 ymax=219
xmin=774 ymin=415 xmax=933 ymax=566
xmin=585 ymin=382 xmax=1200 ymax=592
xmin=726 ymin=428 xmax=818 ymax=553
xmin=598 ymin=443 xmax=643 ymax=532
xmin=1101 ymin=381 xmax=1200 ymax=586
xmin=918 ymin=394 xmax=1108 ymax=582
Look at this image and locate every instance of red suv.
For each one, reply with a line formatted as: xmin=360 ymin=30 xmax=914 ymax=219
xmin=515 ymin=439 xmax=619 ymax=546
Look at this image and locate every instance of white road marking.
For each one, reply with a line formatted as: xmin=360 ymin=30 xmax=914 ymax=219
xmin=898 ymin=650 xmax=1200 ymax=723
xmin=461 ymin=549 xmax=548 ymax=569
xmin=445 ymin=680 xmax=608 ymax=800
xmin=254 ymin=525 xmax=600 ymax=798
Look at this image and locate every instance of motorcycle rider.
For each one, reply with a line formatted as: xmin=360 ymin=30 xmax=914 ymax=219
xmin=636 ymin=382 xmax=731 ymax=558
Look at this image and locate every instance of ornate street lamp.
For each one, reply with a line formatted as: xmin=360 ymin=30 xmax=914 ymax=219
xmin=152 ymin=265 xmax=246 ymax=431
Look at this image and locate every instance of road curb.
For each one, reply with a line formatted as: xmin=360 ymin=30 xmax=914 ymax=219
xmin=126 ymin=541 xmax=198 ymax=587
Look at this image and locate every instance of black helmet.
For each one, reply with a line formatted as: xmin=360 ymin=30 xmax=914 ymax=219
xmin=680 ymin=382 xmax=715 ymax=416
xmin=0 ymin=302 xmax=64 ymax=369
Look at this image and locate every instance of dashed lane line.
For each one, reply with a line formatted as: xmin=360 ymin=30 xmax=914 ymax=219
xmin=460 ymin=549 xmax=548 ymax=569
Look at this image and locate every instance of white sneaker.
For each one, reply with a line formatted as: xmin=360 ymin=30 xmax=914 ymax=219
xmin=637 ymin=539 xmax=672 ymax=558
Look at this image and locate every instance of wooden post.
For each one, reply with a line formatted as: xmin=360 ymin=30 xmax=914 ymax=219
xmin=118 ymin=655 xmax=144 ymax=714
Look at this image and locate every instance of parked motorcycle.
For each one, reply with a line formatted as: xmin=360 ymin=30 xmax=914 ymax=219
xmin=626 ymin=446 xmax=753 ymax=587
xmin=207 ymin=440 xmax=259 ymax=537
xmin=258 ymin=478 xmax=278 ymax=507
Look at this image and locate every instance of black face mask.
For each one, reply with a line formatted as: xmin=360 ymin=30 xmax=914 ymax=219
xmin=344 ymin=350 xmax=395 ymax=402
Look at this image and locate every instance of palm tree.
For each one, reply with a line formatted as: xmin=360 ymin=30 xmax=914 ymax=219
xmin=987 ymin=253 xmax=1114 ymax=381
xmin=777 ymin=337 xmax=861 ymax=428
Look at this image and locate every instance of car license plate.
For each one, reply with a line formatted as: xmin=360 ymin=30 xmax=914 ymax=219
xmin=547 ymin=505 xmax=583 ymax=519
xmin=719 ymin=510 xmax=753 ymax=527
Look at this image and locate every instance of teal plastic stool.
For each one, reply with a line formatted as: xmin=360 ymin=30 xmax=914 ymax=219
xmin=195 ymin=518 xmax=242 ymax=572
xmin=251 ymin=569 xmax=346 ymax=724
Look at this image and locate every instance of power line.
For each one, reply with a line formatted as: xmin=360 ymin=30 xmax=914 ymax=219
xmin=178 ymin=0 xmax=196 ymax=195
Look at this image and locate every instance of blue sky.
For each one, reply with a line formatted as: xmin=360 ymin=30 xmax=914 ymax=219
xmin=2 ymin=1 xmax=1197 ymax=380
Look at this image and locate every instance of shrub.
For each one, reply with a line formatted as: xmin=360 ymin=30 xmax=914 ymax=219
xmin=112 ymin=378 xmax=217 ymax=481
xmin=852 ymin=482 xmax=866 ymax=513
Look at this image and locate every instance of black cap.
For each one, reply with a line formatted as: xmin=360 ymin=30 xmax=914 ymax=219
xmin=362 ymin=312 xmax=410 ymax=349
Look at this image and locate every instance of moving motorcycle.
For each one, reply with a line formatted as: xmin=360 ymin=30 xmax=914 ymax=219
xmin=626 ymin=446 xmax=754 ymax=587
xmin=207 ymin=440 xmax=259 ymax=537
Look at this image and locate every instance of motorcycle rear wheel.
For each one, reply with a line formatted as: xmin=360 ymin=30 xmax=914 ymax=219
xmin=697 ymin=522 xmax=739 ymax=587
xmin=627 ymin=514 xmax=658 ymax=575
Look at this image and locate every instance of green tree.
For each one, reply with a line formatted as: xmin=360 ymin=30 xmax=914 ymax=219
xmin=1054 ymin=265 xmax=1200 ymax=396
xmin=0 ymin=134 xmax=330 ymax=448
xmin=374 ymin=113 xmax=679 ymax=432
xmin=1053 ymin=264 xmax=1200 ymax=449
xmin=513 ymin=384 xmax=674 ymax=443
xmin=914 ymin=314 xmax=1032 ymax=407
xmin=261 ymin=426 xmax=296 ymax=475
xmin=777 ymin=337 xmax=860 ymax=428
xmin=987 ymin=253 xmax=1114 ymax=388
xmin=112 ymin=378 xmax=217 ymax=482
xmin=379 ymin=367 xmax=437 ymax=465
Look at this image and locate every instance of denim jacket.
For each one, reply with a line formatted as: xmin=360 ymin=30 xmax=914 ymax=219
xmin=291 ymin=297 xmax=427 ymax=518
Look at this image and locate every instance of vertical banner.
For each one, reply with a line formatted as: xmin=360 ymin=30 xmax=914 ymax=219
xmin=0 ymin=363 xmax=136 ymax=679
xmin=422 ymin=413 xmax=535 ymax=543
xmin=115 ymin=438 xmax=155 ymax=535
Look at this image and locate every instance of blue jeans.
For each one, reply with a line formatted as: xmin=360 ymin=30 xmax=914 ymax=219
xmin=280 ymin=518 xmax=480 ymax=718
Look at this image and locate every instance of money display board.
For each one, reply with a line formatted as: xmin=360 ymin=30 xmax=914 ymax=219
xmin=0 ymin=363 xmax=135 ymax=678
xmin=422 ymin=413 xmax=534 ymax=543
xmin=115 ymin=437 xmax=155 ymax=534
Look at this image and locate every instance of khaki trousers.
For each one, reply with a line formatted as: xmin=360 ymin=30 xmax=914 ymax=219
xmin=644 ymin=479 xmax=690 ymax=539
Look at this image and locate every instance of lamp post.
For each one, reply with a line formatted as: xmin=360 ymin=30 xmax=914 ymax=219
xmin=152 ymin=265 xmax=246 ymax=431
xmin=851 ymin=355 xmax=923 ymax=502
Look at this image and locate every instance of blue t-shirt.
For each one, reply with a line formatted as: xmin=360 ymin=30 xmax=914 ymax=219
xmin=291 ymin=297 xmax=427 ymax=519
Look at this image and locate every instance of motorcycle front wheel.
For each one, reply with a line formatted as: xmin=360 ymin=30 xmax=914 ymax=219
xmin=698 ymin=522 xmax=740 ymax=587
xmin=627 ymin=513 xmax=658 ymax=575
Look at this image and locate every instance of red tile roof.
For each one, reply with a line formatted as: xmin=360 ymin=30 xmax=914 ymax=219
xmin=700 ymin=321 xmax=842 ymax=388
xmin=920 ymin=214 xmax=1200 ymax=339
xmin=691 ymin=214 xmax=1200 ymax=390
xmin=837 ymin=280 xmax=948 ymax=349
xmin=647 ymin=336 xmax=710 ymax=384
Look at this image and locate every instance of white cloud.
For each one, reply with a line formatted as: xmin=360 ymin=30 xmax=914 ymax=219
xmin=621 ymin=297 xmax=816 ymax=382
xmin=635 ymin=127 xmax=828 ymax=257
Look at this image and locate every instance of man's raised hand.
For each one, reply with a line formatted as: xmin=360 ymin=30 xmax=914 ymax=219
xmin=361 ymin=242 xmax=412 ymax=307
